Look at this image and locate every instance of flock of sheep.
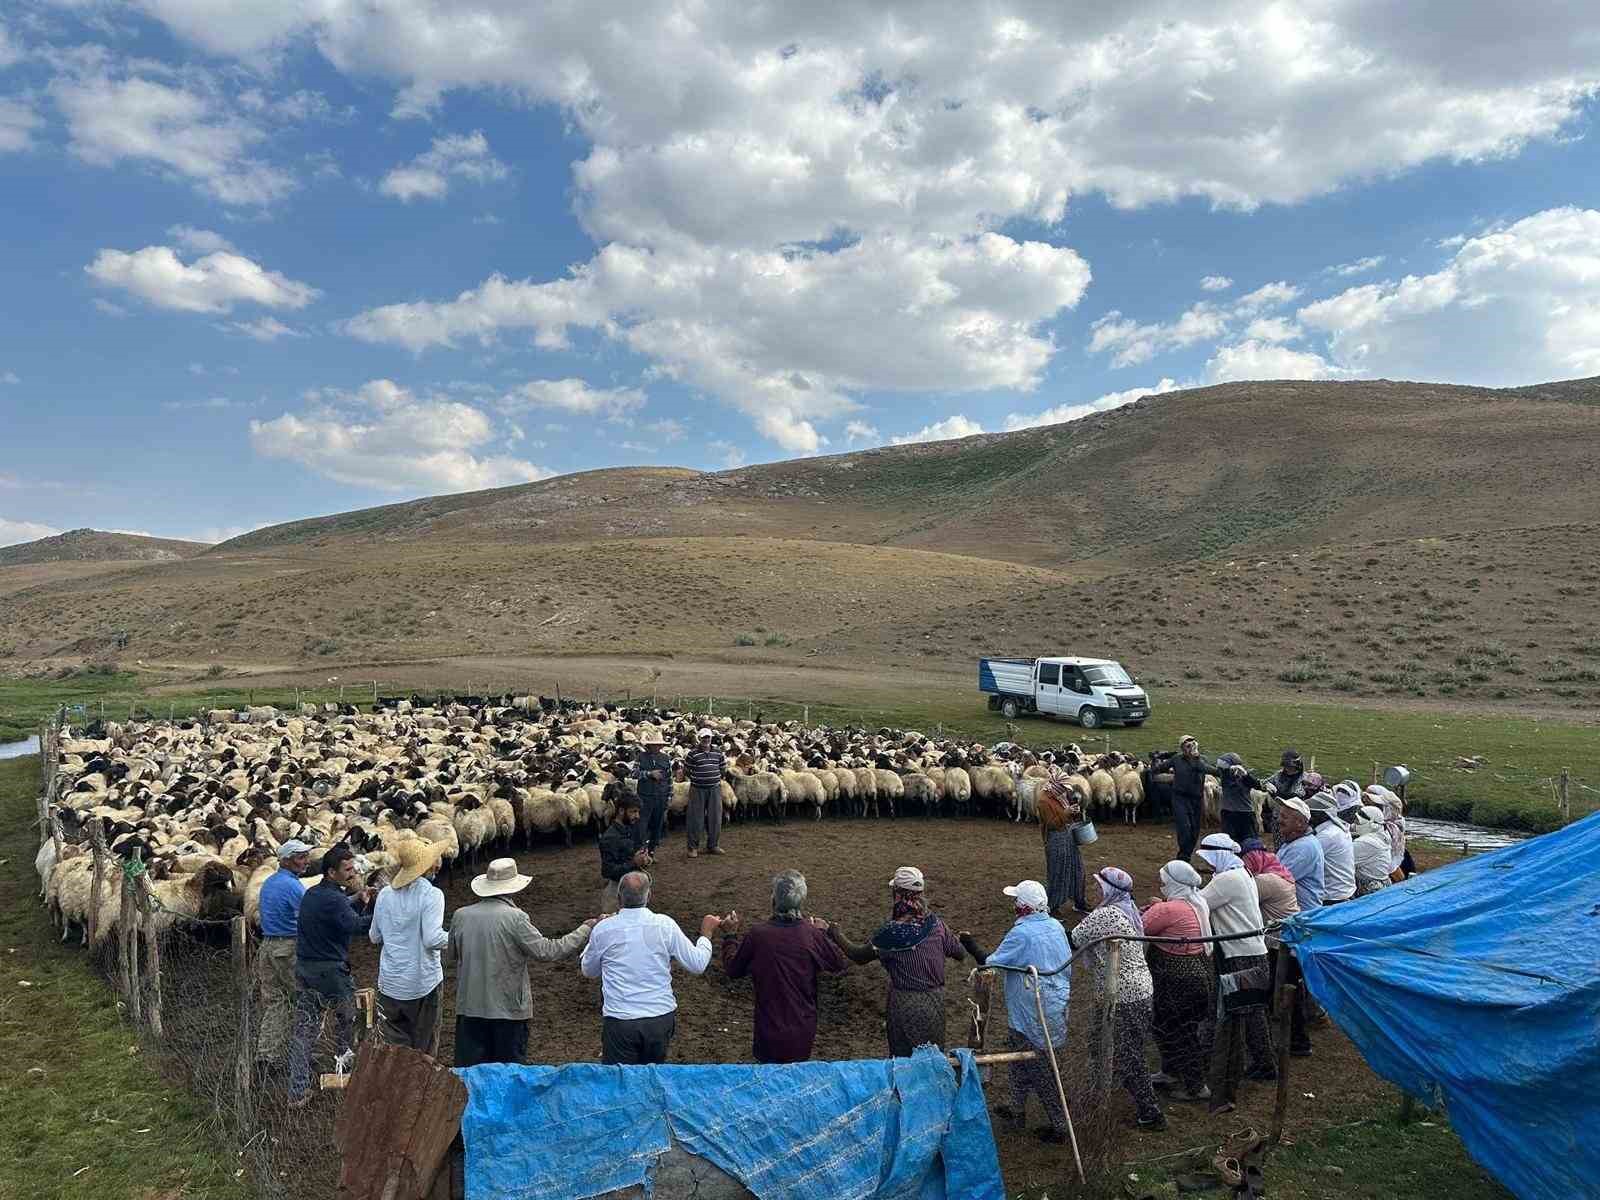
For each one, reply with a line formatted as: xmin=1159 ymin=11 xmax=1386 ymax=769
xmin=35 ymin=697 xmax=1199 ymax=952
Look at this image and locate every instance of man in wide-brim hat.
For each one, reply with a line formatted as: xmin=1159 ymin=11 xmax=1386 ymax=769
xmin=369 ymin=838 xmax=449 ymax=1056
xmin=446 ymin=857 xmax=599 ymax=1068
xmin=631 ymin=728 xmax=673 ymax=854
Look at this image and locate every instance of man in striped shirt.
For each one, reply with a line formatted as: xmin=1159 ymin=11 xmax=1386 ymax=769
xmin=684 ymin=728 xmax=726 ymax=858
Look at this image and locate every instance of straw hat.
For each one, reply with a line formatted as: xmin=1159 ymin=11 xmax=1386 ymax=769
xmin=641 ymin=729 xmax=667 ymax=747
xmin=390 ymin=838 xmax=443 ymax=890
xmin=472 ymin=857 xmax=532 ymax=898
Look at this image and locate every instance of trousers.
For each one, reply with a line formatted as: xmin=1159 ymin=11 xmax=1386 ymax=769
xmin=255 ymin=936 xmax=296 ymax=1060
xmin=638 ymin=794 xmax=668 ymax=851
xmin=288 ymin=961 xmax=358 ymax=1101
xmin=377 ymin=985 xmax=441 ymax=1057
xmin=1221 ymin=809 xmax=1258 ymax=844
xmin=1174 ymin=794 xmax=1204 ymax=862
xmin=454 ymin=1015 xmax=528 ymax=1068
xmin=601 ymin=1012 xmax=677 ymax=1065
xmin=687 ymin=785 xmax=721 ymax=851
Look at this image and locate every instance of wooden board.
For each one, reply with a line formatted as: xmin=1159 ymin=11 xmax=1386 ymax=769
xmin=333 ymin=1042 xmax=467 ymax=1200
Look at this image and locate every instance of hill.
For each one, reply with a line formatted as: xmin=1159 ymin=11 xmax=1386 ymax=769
xmin=0 ymin=529 xmax=209 ymax=567
xmin=2 ymin=378 xmax=1598 ymax=713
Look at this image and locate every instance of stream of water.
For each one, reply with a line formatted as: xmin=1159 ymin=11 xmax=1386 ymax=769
xmin=1405 ymin=815 xmax=1530 ymax=851
xmin=0 ymin=735 xmax=40 ymax=761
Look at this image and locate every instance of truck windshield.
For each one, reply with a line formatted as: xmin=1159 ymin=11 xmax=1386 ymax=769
xmin=1084 ymin=665 xmax=1133 ymax=687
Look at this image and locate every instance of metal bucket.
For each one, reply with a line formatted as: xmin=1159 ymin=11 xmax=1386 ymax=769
xmin=1383 ymin=765 xmax=1412 ymax=791
xmin=1073 ymin=820 xmax=1099 ymax=846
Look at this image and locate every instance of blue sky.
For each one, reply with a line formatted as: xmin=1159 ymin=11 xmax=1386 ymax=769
xmin=2 ymin=2 xmax=1598 ymax=545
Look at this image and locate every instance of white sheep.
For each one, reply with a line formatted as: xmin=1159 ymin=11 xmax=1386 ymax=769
xmin=942 ymin=767 xmax=973 ymax=816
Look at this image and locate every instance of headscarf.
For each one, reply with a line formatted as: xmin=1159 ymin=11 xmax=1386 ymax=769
xmin=1366 ymin=784 xmax=1406 ymax=857
xmin=1094 ymin=866 xmax=1144 ymax=935
xmin=1301 ymin=771 xmax=1325 ymax=794
xmin=1196 ymin=832 xmax=1244 ymax=874
xmin=1349 ymin=805 xmax=1385 ymax=838
xmin=1158 ymin=860 xmax=1213 ymax=942
xmin=873 ymin=879 xmax=937 ymax=951
xmin=1240 ymin=839 xmax=1296 ymax=886
xmin=1332 ymin=779 xmax=1364 ymax=816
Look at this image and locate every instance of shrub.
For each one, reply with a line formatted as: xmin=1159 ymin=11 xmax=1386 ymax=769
xmin=733 ymin=635 xmax=757 ymax=647
xmin=763 ymin=633 xmax=791 ymax=647
xmin=206 ymin=664 xmax=226 ymax=678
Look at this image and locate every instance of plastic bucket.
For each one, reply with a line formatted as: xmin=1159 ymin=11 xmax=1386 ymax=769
xmin=1073 ymin=820 xmax=1099 ymax=846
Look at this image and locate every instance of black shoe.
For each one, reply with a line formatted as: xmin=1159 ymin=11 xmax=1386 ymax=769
xmin=1136 ymin=1113 xmax=1169 ymax=1132
xmin=1245 ymin=1067 xmax=1278 ymax=1082
xmin=1291 ymin=1045 xmax=1314 ymax=1058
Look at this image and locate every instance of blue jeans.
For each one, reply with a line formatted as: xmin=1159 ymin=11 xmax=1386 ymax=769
xmin=288 ymin=961 xmax=357 ymax=1101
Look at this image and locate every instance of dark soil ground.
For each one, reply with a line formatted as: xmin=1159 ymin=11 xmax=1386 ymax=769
xmin=266 ymin=811 xmax=1455 ymax=1196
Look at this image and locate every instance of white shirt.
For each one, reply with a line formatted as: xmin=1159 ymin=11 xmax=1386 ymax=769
xmin=580 ymin=906 xmax=713 ymax=1019
xmin=369 ymin=878 xmax=449 ymax=1001
xmin=1353 ymin=832 xmax=1394 ymax=894
xmin=1198 ymin=868 xmax=1267 ymax=959
xmin=1316 ymin=821 xmax=1358 ymax=902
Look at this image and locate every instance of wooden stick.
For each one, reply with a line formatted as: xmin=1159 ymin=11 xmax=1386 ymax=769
xmin=1270 ymin=966 xmax=1294 ymax=1145
xmin=88 ymin=824 xmax=106 ymax=948
xmin=232 ymin=916 xmax=252 ymax=1098
xmin=140 ymin=875 xmax=164 ymax=1040
xmin=1031 ymin=965 xmax=1085 ymax=1185
xmin=1559 ymin=768 xmax=1570 ymax=825
xmin=121 ymin=854 xmax=140 ymax=1026
xmin=1100 ymin=941 xmax=1121 ymax=1080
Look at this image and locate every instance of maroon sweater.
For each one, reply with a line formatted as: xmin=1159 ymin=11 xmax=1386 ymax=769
xmin=722 ymin=918 xmax=850 ymax=1063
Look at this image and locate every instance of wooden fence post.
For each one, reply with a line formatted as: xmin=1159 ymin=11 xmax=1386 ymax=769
xmin=1559 ymin=768 xmax=1571 ymax=825
xmin=233 ymin=916 xmax=252 ymax=1097
xmin=1372 ymin=760 xmax=1380 ymax=785
xmin=120 ymin=850 xmax=141 ymax=1026
xmin=1099 ymin=941 xmax=1121 ymax=1093
xmin=1270 ymin=949 xmax=1293 ymax=1145
xmin=88 ymin=823 xmax=107 ymax=949
xmin=139 ymin=874 xmax=164 ymax=1040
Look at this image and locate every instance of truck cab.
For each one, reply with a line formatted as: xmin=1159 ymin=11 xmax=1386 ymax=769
xmin=978 ymin=656 xmax=1150 ymax=728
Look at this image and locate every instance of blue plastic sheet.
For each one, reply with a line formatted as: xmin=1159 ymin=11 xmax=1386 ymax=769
xmin=1281 ymin=812 xmax=1600 ymax=1200
xmin=455 ymin=1045 xmax=1005 ymax=1200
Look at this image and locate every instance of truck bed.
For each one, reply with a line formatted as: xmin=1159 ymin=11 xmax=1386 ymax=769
xmin=977 ymin=658 xmax=1034 ymax=695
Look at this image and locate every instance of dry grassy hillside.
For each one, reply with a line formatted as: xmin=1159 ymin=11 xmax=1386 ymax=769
xmin=3 ymin=379 xmax=1598 ymax=711
xmin=0 ymin=528 xmax=208 ymax=567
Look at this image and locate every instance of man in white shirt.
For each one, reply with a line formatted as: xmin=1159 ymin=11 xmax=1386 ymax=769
xmin=581 ymin=871 xmax=721 ymax=1064
xmin=1308 ymin=791 xmax=1357 ymax=903
xmin=369 ymin=840 xmax=450 ymax=1055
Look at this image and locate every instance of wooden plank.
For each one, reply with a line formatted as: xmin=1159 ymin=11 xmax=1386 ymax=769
xmin=334 ymin=1042 xmax=467 ymax=1200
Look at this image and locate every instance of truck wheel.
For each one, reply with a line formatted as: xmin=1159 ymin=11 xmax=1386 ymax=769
xmin=1125 ymin=720 xmax=1145 ymax=728
xmin=1001 ymin=698 xmax=1020 ymax=720
xmin=1078 ymin=707 xmax=1101 ymax=729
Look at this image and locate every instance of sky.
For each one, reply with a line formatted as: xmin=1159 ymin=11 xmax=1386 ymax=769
xmin=2 ymin=2 xmax=1599 ymax=547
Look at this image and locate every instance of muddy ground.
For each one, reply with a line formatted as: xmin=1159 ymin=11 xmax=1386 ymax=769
xmin=259 ymin=811 xmax=1443 ymax=1195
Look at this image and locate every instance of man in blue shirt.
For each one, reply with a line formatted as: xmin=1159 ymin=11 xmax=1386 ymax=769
xmin=287 ymin=845 xmax=374 ymax=1107
xmin=1272 ymin=798 xmax=1323 ymax=1058
xmin=959 ymin=880 xmax=1073 ymax=1144
xmin=255 ymin=838 xmax=313 ymax=1070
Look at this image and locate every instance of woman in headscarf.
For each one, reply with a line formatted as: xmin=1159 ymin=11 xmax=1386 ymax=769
xmin=1040 ymin=768 xmax=1089 ymax=916
xmin=959 ymin=880 xmax=1073 ymax=1144
xmin=828 ymin=866 xmax=965 ymax=1056
xmin=1240 ymin=835 xmax=1307 ymax=1058
xmin=1365 ymin=784 xmax=1410 ymax=879
xmin=1140 ymin=861 xmax=1215 ymax=1102
xmin=1195 ymin=834 xmax=1274 ymax=1115
xmin=1069 ymin=867 xmax=1165 ymax=1130
xmin=1350 ymin=805 xmax=1396 ymax=896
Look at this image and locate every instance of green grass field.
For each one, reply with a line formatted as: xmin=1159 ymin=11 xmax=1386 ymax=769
xmin=0 ymin=756 xmax=244 ymax=1200
xmin=3 ymin=670 xmax=1595 ymax=831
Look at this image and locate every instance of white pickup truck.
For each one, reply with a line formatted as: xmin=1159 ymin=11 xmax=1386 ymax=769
xmin=978 ymin=656 xmax=1151 ymax=729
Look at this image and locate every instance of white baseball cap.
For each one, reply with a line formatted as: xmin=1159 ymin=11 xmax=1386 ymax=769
xmin=277 ymin=838 xmax=315 ymax=858
xmin=697 ymin=727 xmax=715 ymax=740
xmin=1002 ymin=880 xmax=1048 ymax=910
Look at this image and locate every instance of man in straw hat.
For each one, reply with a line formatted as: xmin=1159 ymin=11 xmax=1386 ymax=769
xmin=369 ymin=838 xmax=450 ymax=1055
xmin=683 ymin=726 xmax=727 ymax=859
xmin=447 ymin=857 xmax=599 ymax=1068
xmin=631 ymin=728 xmax=673 ymax=853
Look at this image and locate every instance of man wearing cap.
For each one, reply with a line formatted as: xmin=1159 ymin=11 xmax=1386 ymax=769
xmin=1154 ymin=736 xmax=1226 ymax=862
xmin=581 ymin=871 xmax=719 ymax=1064
xmin=1309 ymin=791 xmax=1357 ymax=903
xmin=683 ymin=728 xmax=726 ymax=859
xmin=287 ymin=844 xmax=375 ymax=1107
xmin=1270 ymin=799 xmax=1322 ymax=1059
xmin=631 ymin=731 xmax=673 ymax=854
xmin=447 ymin=858 xmax=598 ymax=1068
xmin=598 ymin=794 xmax=653 ymax=914
xmin=958 ymin=881 xmax=1072 ymax=1143
xmin=369 ymin=839 xmax=450 ymax=1056
xmin=718 ymin=870 xmax=850 ymax=1063
xmin=255 ymin=839 xmax=313 ymax=1072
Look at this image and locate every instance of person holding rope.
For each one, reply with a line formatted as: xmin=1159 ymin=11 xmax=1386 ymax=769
xmin=959 ymin=880 xmax=1073 ymax=1144
xmin=828 ymin=867 xmax=966 ymax=1056
xmin=1070 ymin=866 xmax=1166 ymax=1131
xmin=1141 ymin=861 xmax=1216 ymax=1103
xmin=1195 ymin=834 xmax=1275 ymax=1115
xmin=1040 ymin=767 xmax=1089 ymax=917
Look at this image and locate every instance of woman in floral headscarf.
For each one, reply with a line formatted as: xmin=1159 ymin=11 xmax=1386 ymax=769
xmin=828 ymin=866 xmax=966 ymax=1056
xmin=1040 ymin=767 xmax=1089 ymax=916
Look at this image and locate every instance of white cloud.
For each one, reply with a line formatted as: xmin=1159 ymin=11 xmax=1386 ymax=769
xmin=1004 ymin=377 xmax=1180 ymax=430
xmin=1200 ymin=275 xmax=1233 ymax=292
xmin=1089 ymin=282 xmax=1300 ymax=367
xmin=1241 ymin=317 xmax=1301 ymax=344
xmin=161 ymin=396 xmax=249 ymax=410
xmin=0 ymin=97 xmax=39 ymax=154
xmin=92 ymin=298 xmax=129 ymax=317
xmin=0 ymin=370 xmax=18 ymax=385
xmin=87 ymin=244 xmax=319 ymax=314
xmin=890 ymin=414 xmax=983 ymax=445
xmin=379 ymin=131 xmax=508 ymax=202
xmin=497 ymin=378 xmax=647 ymax=420
xmin=167 ymin=225 xmax=235 ymax=254
xmin=1325 ymin=255 xmax=1385 ymax=278
xmin=250 ymin=379 xmax=550 ymax=493
xmin=1205 ymin=340 xmax=1346 ymax=383
xmin=0 ymin=23 xmax=20 ymax=70
xmin=0 ymin=516 xmax=61 ymax=547
xmin=709 ymin=440 xmax=746 ymax=469
xmin=222 ymin=316 xmax=306 ymax=341
xmin=1298 ymin=207 xmax=1600 ymax=383
xmin=844 ymin=420 xmax=880 ymax=447
xmin=348 ymin=233 xmax=1091 ymax=452
xmin=50 ymin=63 xmax=295 ymax=206
xmin=646 ymin=417 xmax=686 ymax=442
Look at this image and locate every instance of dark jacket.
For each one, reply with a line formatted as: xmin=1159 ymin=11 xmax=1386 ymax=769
xmin=296 ymin=879 xmax=372 ymax=967
xmin=632 ymin=750 xmax=673 ymax=804
xmin=722 ymin=918 xmax=850 ymax=1063
xmin=598 ymin=818 xmax=644 ymax=882
xmin=1215 ymin=753 xmax=1264 ymax=814
xmin=1264 ymin=769 xmax=1307 ymax=801
xmin=1158 ymin=751 xmax=1221 ymax=802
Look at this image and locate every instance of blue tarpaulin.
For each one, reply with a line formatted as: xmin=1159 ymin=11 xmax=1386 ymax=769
xmin=1281 ymin=811 xmax=1600 ymax=1200
xmin=455 ymin=1045 xmax=1005 ymax=1200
